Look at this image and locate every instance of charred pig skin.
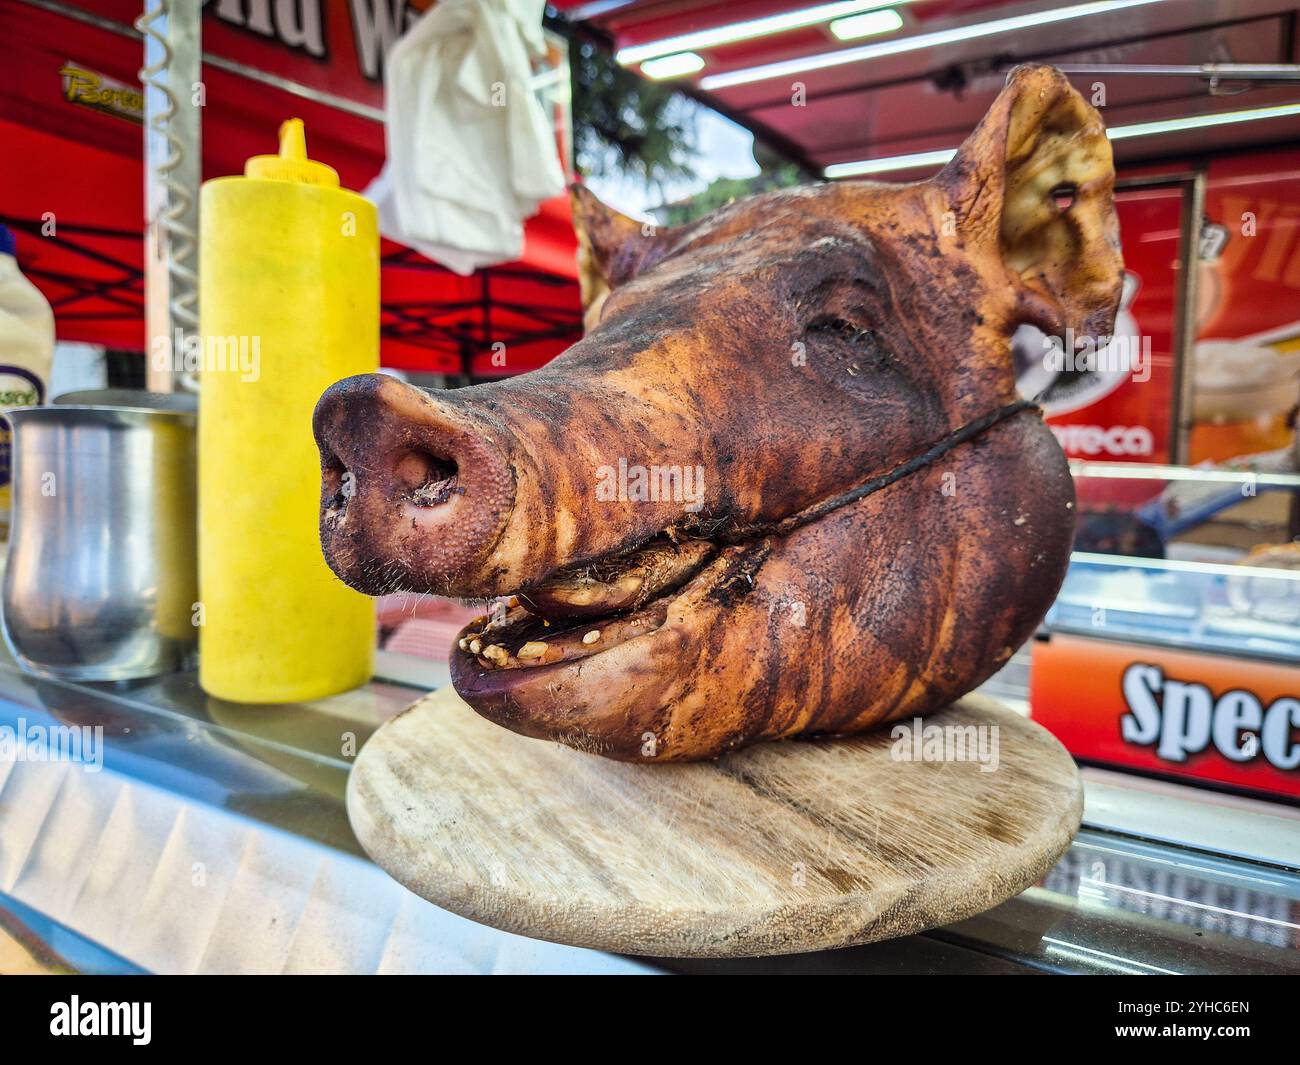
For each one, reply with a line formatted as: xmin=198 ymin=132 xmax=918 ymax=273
xmin=314 ymin=66 xmax=1122 ymax=761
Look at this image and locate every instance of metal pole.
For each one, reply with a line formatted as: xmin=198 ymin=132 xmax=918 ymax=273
xmin=1050 ymin=63 xmax=1300 ymax=84
xmin=1169 ymin=170 xmax=1206 ymax=467
xmin=136 ymin=0 xmax=201 ymax=393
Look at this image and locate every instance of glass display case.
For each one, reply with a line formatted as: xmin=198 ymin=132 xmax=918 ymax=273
xmin=1024 ymin=461 xmax=1300 ymax=806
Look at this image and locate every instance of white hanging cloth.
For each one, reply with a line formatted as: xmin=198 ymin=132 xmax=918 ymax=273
xmin=366 ymin=0 xmax=567 ymax=275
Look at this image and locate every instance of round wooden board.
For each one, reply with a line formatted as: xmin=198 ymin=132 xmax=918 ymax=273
xmin=347 ymin=688 xmax=1082 ymax=958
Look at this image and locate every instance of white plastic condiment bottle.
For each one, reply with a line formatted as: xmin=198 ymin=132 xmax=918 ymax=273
xmin=0 ymin=225 xmax=54 ymax=539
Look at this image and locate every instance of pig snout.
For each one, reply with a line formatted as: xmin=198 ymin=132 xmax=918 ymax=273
xmin=312 ymin=373 xmax=515 ymax=596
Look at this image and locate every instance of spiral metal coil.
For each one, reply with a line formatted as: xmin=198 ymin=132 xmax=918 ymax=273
xmin=135 ymin=1 xmax=199 ymax=361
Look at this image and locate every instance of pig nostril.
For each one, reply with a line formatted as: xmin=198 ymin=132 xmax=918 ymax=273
xmin=397 ymin=449 xmax=461 ymax=508
xmin=322 ymin=453 xmax=355 ymax=513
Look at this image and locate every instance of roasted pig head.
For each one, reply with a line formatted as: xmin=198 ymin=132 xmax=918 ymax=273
xmin=315 ymin=65 xmax=1122 ymax=762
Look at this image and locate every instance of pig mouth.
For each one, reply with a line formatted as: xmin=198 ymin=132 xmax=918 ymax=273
xmin=449 ymin=531 xmax=730 ymax=681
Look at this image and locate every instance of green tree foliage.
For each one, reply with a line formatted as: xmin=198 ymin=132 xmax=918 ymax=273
xmin=571 ymin=41 xmax=698 ymax=192
xmin=570 ymin=41 xmax=809 ymax=221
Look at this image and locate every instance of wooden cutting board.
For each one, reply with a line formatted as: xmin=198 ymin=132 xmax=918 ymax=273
xmin=347 ymin=688 xmax=1082 ymax=958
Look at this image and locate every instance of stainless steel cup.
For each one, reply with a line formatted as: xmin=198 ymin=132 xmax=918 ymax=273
xmin=2 ymin=391 xmax=198 ymax=680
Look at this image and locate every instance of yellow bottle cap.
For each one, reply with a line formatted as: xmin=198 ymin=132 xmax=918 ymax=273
xmin=244 ymin=118 xmax=340 ymax=187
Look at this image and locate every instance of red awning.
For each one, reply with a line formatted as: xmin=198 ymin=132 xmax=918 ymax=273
xmin=0 ymin=118 xmax=145 ymax=351
xmin=0 ymin=0 xmax=582 ymax=376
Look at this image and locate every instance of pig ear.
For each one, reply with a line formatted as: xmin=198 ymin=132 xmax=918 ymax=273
xmin=936 ymin=64 xmax=1123 ymax=340
xmin=570 ymin=184 xmax=665 ymax=329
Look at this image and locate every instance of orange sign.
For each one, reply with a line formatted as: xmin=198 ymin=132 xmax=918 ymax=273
xmin=1030 ymin=633 xmax=1300 ymax=799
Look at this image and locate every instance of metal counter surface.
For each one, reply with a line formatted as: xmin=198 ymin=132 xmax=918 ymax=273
xmin=0 ymin=650 xmax=652 ymax=974
xmin=0 ymin=646 xmax=1297 ymax=975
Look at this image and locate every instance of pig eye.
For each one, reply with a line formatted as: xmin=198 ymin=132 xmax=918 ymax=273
xmin=805 ymin=316 xmax=873 ymax=343
xmin=800 ymin=314 xmax=883 ymax=351
xmin=1051 ymin=183 xmax=1077 ymax=212
xmin=804 ymin=314 xmax=897 ymax=377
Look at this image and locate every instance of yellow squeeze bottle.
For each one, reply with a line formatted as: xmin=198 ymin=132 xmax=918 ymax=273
xmin=199 ymin=119 xmax=376 ymax=702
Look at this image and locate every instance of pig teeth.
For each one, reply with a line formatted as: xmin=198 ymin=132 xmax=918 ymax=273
xmin=468 ymin=638 xmax=483 ymax=655
xmin=517 ymin=641 xmax=548 ymax=660
xmin=528 ymin=538 xmax=715 ymax=620
xmin=582 ymin=630 xmax=601 ymax=645
xmin=482 ymin=644 xmax=508 ymax=664
xmin=458 ymin=637 xmax=469 ymax=651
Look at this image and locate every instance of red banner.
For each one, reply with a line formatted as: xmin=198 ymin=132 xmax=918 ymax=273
xmin=1031 ymin=632 xmax=1300 ymax=800
xmin=56 ymin=0 xmax=436 ymax=110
